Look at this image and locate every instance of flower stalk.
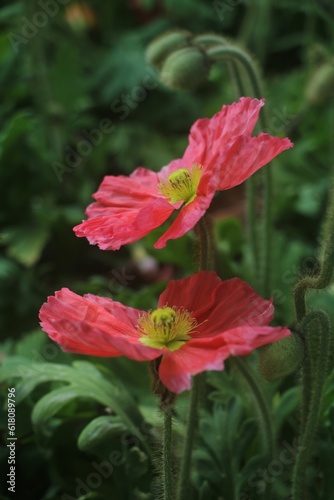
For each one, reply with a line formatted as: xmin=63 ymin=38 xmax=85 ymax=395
xmin=233 ymin=357 xmax=275 ymax=460
xmin=205 ymin=43 xmax=272 ymax=297
xmin=294 ymin=171 xmax=334 ymax=322
xmin=292 ymin=311 xmax=331 ymax=499
xmin=163 ymin=409 xmax=174 ymax=500
xmin=194 ymin=215 xmax=215 ymax=271
xmin=191 ymin=36 xmax=263 ymax=288
xmin=176 ymin=214 xmax=215 ymax=499
xmin=176 ymin=373 xmax=205 ymax=500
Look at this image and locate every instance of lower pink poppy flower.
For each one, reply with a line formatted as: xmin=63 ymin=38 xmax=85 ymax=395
xmin=39 ymin=272 xmax=290 ymax=393
xmin=73 ymin=97 xmax=293 ymax=250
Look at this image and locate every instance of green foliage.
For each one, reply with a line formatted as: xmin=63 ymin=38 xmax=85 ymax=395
xmin=0 ymin=0 xmax=334 ymax=498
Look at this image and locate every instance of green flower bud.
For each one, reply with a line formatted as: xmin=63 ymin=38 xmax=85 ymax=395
xmin=146 ymin=30 xmax=192 ymax=70
xmin=258 ymin=333 xmax=304 ymax=382
xmin=160 ymin=46 xmax=211 ymax=91
xmin=305 ymin=60 xmax=334 ymax=105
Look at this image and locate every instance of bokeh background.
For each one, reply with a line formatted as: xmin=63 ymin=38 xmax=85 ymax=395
xmin=1 ymin=1 xmax=334 ymax=499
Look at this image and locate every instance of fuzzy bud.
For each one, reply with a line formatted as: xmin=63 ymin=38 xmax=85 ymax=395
xmin=305 ymin=60 xmax=334 ymax=105
xmin=258 ymin=333 xmax=304 ymax=382
xmin=160 ymin=46 xmax=211 ymax=91
xmin=146 ymin=30 xmax=192 ymax=70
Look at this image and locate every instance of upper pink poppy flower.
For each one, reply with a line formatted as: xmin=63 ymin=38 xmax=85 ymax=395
xmin=74 ymin=97 xmax=293 ymax=250
xmin=39 ymin=271 xmax=290 ymax=393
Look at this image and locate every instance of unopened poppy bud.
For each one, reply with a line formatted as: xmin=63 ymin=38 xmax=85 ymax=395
xmin=146 ymin=30 xmax=192 ymax=69
xmin=305 ymin=60 xmax=334 ymax=105
xmin=258 ymin=333 xmax=304 ymax=382
xmin=160 ymin=46 xmax=211 ymax=91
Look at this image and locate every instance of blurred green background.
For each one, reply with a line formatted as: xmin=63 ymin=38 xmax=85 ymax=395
xmin=1 ymin=1 xmax=334 ymax=499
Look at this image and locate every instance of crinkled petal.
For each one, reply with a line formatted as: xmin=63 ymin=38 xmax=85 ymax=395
xmin=158 ymin=273 xmax=273 ymax=331
xmin=182 ymin=97 xmax=265 ymax=168
xmin=74 ymin=167 xmax=175 ymax=250
xmin=218 ymin=134 xmax=293 ymax=190
xmin=195 ymin=278 xmax=274 ymax=337
xmin=158 ymin=323 xmax=290 ymax=393
xmin=159 ymin=344 xmax=225 ymax=393
xmin=158 ymin=271 xmax=223 ymax=321
xmin=39 ymin=288 xmax=161 ymax=361
xmin=187 ymin=325 xmax=291 ymax=356
xmin=220 ymin=325 xmax=291 ymax=356
xmin=92 ymin=167 xmax=161 ymax=207
xmin=84 ymin=294 xmax=140 ymax=328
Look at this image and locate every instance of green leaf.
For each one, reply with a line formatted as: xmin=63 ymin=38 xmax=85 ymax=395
xmin=78 ymin=416 xmax=127 ymax=451
xmin=32 ymin=387 xmax=81 ymax=431
xmin=273 ymin=387 xmax=299 ymax=431
xmin=0 ymin=357 xmax=153 ymax=457
xmin=2 ymin=225 xmax=50 ymax=267
xmin=0 ymin=112 xmax=34 ymax=158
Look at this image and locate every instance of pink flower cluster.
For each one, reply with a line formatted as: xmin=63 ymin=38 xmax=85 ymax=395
xmin=40 ymin=97 xmax=292 ymax=393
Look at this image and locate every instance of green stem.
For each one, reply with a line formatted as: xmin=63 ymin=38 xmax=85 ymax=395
xmin=200 ymin=45 xmax=261 ymax=287
xmin=206 ymin=44 xmax=272 ymax=296
xmin=206 ymin=45 xmax=266 ymax=126
xmin=294 ymin=171 xmax=334 ymax=322
xmin=193 ymin=34 xmax=247 ymax=98
xmin=26 ymin=0 xmax=63 ymax=161
xmin=176 ymin=374 xmax=204 ymax=500
xmin=194 ymin=215 xmax=215 ymax=271
xmin=246 ymin=177 xmax=261 ymax=288
xmin=233 ymin=357 xmax=274 ymax=459
xmin=176 ymin=215 xmax=214 ymax=499
xmin=163 ymin=409 xmax=174 ymax=500
xmin=292 ymin=311 xmax=330 ymax=499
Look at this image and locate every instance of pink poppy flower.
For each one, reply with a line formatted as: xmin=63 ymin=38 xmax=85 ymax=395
xmin=39 ymin=271 xmax=290 ymax=393
xmin=73 ymin=97 xmax=293 ymax=250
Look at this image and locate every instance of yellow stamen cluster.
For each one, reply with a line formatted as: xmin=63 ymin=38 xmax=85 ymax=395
xmin=137 ymin=306 xmax=197 ymax=351
xmin=158 ymin=164 xmax=202 ymax=205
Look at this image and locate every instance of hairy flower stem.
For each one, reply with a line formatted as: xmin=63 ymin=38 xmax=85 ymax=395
xmin=163 ymin=409 xmax=174 ymax=500
xmin=233 ymin=357 xmax=275 ymax=461
xmin=194 ymin=215 xmax=215 ymax=271
xmin=294 ymin=172 xmax=334 ymax=322
xmin=206 ymin=44 xmax=272 ymax=297
xmin=149 ymin=358 xmax=176 ymax=499
xmin=292 ymin=312 xmax=330 ymax=500
xmin=176 ymin=216 xmax=214 ymax=500
xmin=176 ymin=373 xmax=205 ymax=500
xmin=192 ymin=37 xmax=261 ymax=286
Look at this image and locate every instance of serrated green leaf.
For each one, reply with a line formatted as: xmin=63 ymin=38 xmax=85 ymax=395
xmin=78 ymin=416 xmax=127 ymax=451
xmin=239 ymin=453 xmax=268 ymax=491
xmin=32 ymin=387 xmax=80 ymax=430
xmin=0 ymin=357 xmax=152 ymax=457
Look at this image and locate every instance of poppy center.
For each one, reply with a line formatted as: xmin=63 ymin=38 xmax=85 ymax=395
xmin=137 ymin=306 xmax=197 ymax=351
xmin=158 ymin=165 xmax=202 ymax=205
